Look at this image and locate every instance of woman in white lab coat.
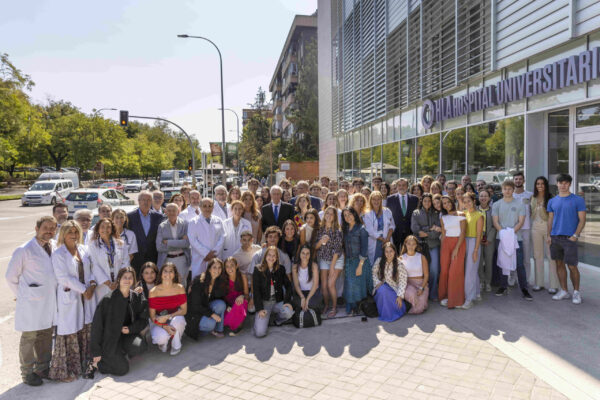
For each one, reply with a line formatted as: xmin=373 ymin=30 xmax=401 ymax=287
xmin=222 ymin=201 xmax=252 ymax=260
xmin=49 ymin=221 xmax=96 ymax=382
xmin=363 ymin=191 xmax=396 ymax=266
xmin=88 ymin=218 xmax=130 ymax=303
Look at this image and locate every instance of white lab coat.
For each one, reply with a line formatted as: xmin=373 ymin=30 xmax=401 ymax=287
xmin=363 ymin=208 xmax=396 ymax=265
xmin=212 ymin=202 xmax=231 ymax=221
xmin=52 ymin=244 xmax=95 ymax=335
xmin=88 ymin=237 xmax=130 ymax=303
xmin=498 ymin=228 xmax=519 ymax=276
xmin=222 ymin=217 xmax=252 ymax=260
xmin=179 ymin=205 xmax=200 ymax=222
xmin=6 ymin=238 xmax=57 ymax=332
xmin=188 ymin=214 xmax=225 ymax=278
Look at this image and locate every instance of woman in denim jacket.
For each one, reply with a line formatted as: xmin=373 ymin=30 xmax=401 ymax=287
xmin=342 ymin=207 xmax=371 ymax=316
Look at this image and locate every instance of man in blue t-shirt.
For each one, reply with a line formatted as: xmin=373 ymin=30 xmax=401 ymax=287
xmin=547 ymin=174 xmax=586 ymax=305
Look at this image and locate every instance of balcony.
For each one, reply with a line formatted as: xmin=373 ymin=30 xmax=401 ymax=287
xmin=282 ymin=73 xmax=298 ymax=94
xmin=282 ymin=53 xmax=297 ymax=77
xmin=283 ymin=93 xmax=296 ymax=112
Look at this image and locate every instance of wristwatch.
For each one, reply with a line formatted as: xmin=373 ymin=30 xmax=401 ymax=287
xmin=572 ymin=234 xmax=580 ymax=239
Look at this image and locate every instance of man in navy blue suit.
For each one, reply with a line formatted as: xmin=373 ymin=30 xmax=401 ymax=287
xmin=127 ymin=191 xmax=164 ymax=275
xmin=386 ymin=178 xmax=419 ymax=249
xmin=290 ymin=180 xmax=322 ymax=211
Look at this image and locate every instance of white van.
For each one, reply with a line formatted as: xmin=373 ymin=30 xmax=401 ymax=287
xmin=476 ymin=171 xmax=511 ymax=184
xmin=21 ymin=179 xmax=73 ymax=206
xmin=37 ymin=171 xmax=80 ymax=189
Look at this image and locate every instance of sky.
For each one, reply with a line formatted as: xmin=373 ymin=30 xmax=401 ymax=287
xmin=1 ymin=0 xmax=317 ymax=150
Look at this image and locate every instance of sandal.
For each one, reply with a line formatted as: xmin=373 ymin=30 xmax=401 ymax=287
xmin=321 ymin=307 xmax=329 ymax=317
xmin=327 ymin=309 xmax=337 ymax=318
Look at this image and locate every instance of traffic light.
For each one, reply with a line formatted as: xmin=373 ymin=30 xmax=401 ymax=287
xmin=119 ymin=110 xmax=129 ymax=127
xmin=188 ymin=159 xmax=193 ymax=174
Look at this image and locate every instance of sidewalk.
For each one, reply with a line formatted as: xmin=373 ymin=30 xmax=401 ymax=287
xmin=1 ymin=266 xmax=599 ymax=400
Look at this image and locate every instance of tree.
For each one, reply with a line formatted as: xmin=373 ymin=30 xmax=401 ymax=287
xmin=286 ymin=37 xmax=318 ymax=161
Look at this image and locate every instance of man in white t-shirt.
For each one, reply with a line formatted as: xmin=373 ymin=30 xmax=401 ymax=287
xmin=512 ymin=172 xmax=534 ymax=289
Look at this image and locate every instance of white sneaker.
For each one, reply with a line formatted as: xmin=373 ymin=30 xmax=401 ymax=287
xmin=475 ymin=294 xmax=482 ymax=302
xmin=440 ymin=299 xmax=448 ymax=307
xmin=170 ymin=346 xmax=181 ymax=356
xmin=485 ymin=283 xmax=492 ymax=292
xmin=552 ymin=290 xmax=570 ymax=301
xmin=460 ymin=301 xmax=473 ymax=309
xmin=572 ymin=291 xmax=582 ymax=305
xmin=548 ymin=288 xmax=558 ymax=295
xmin=158 ymin=343 xmax=168 ymax=353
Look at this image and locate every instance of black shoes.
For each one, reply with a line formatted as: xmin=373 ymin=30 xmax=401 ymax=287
xmin=23 ymin=373 xmax=43 ymax=386
xmin=522 ymin=289 xmax=533 ymax=301
xmin=495 ymin=287 xmax=507 ymax=296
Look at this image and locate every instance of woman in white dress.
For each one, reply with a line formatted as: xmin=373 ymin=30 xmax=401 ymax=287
xmin=222 ymin=200 xmax=252 ymax=259
xmin=88 ymin=218 xmax=130 ymax=303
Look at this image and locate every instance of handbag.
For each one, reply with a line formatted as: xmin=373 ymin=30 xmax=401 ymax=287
xmin=292 ymin=308 xmax=322 ymax=328
xmin=359 ymin=295 xmax=379 ymax=318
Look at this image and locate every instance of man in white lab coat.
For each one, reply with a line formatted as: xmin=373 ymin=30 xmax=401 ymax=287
xmin=179 ymin=190 xmax=202 ymax=222
xmin=211 ymin=185 xmax=231 ymax=221
xmin=188 ymin=197 xmax=225 ymax=278
xmin=6 ymin=216 xmax=58 ymax=386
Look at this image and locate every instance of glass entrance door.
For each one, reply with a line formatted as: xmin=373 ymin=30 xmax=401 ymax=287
xmin=576 ymin=143 xmax=600 ymax=266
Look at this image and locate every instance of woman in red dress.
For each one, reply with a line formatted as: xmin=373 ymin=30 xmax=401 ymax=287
xmin=148 ymin=263 xmax=187 ymax=356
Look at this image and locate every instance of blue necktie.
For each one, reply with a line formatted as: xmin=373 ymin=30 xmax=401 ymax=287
xmin=274 ymin=205 xmax=279 ymax=222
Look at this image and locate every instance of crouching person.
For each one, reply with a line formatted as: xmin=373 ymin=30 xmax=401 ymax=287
xmin=253 ymin=246 xmax=294 ymax=337
xmin=90 ymin=267 xmax=148 ymax=376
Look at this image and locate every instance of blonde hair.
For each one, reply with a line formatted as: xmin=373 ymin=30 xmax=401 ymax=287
xmin=368 ymin=191 xmax=384 ymax=212
xmin=57 ymin=220 xmax=83 ymax=246
xmin=321 ymin=206 xmax=340 ymax=231
xmin=349 ymin=193 xmax=369 ymax=215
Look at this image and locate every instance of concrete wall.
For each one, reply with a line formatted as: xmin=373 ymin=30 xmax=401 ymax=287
xmin=318 ymin=0 xmax=337 ymax=179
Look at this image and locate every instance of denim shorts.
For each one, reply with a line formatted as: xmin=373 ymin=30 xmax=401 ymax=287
xmin=318 ymin=257 xmax=344 ymax=270
xmin=550 ymin=235 xmax=579 ymax=266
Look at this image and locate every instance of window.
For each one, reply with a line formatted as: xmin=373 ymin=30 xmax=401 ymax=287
xmin=359 ymin=148 xmax=371 ymax=181
xmin=400 ymin=139 xmax=415 ymax=182
xmin=576 ymin=103 xmax=600 ymax=128
xmin=337 ymin=154 xmax=344 ymax=178
xmin=468 ymin=116 xmax=524 ymax=184
xmin=442 ymin=128 xmax=466 ymax=181
xmin=548 ymin=110 xmax=569 ymax=191
xmin=383 ymin=143 xmax=399 ymax=183
xmin=417 ymin=133 xmax=440 ymax=179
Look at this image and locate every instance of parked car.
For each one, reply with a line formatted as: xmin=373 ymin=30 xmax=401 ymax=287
xmin=65 ymin=188 xmax=134 ymax=217
xmin=99 ymin=181 xmax=124 ymax=192
xmin=123 ymin=179 xmax=146 ymax=192
xmin=90 ymin=204 xmax=138 ymax=226
xmin=37 ymin=171 xmax=80 ymax=189
xmin=21 ymin=179 xmax=74 ymax=206
xmin=476 ymin=171 xmax=511 ymax=184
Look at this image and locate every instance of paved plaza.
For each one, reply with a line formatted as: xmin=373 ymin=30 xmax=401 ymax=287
xmin=2 ymin=269 xmax=600 ymax=400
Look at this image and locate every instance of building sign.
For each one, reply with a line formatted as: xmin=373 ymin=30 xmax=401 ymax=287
xmin=421 ymin=47 xmax=600 ymax=129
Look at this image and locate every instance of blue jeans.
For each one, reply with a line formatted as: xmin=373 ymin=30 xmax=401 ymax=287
xmin=499 ymin=240 xmax=528 ymax=290
xmin=428 ymin=247 xmax=440 ymax=300
xmin=198 ymin=299 xmax=226 ymax=333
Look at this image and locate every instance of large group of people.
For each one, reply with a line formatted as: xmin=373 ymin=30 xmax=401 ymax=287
xmin=6 ymin=172 xmax=587 ymax=385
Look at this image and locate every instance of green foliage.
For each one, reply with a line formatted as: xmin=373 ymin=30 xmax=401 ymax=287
xmin=0 ymin=54 xmax=201 ymax=178
xmin=286 ymin=38 xmax=318 ymax=162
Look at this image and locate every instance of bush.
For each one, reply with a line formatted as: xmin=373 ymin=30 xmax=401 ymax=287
xmin=0 ymin=171 xmax=9 ymax=182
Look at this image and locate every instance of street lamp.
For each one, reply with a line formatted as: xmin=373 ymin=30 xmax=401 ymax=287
xmin=92 ymin=107 xmax=117 ymax=116
xmin=177 ymin=34 xmax=227 ymax=186
xmin=220 ymin=108 xmax=241 ymax=180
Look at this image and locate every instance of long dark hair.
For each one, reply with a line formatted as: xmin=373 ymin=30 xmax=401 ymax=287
xmin=157 ymin=262 xmax=180 ymax=285
xmin=225 ymin=257 xmax=244 ymax=293
xmin=295 ymin=244 xmax=314 ymax=283
xmin=201 ymin=258 xmax=225 ymax=295
xmin=138 ymin=262 xmax=159 ymax=298
xmin=303 ymin=208 xmax=321 ymax=250
xmin=279 ymin=219 xmax=299 ymax=262
xmin=379 ymin=242 xmax=399 ymax=282
xmin=341 ymin=206 xmax=362 ymax=235
xmin=533 ymin=176 xmax=552 ymax=209
xmin=440 ymin=195 xmax=456 ymax=215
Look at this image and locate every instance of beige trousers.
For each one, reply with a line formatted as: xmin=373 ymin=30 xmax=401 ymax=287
xmin=531 ymin=222 xmax=559 ymax=289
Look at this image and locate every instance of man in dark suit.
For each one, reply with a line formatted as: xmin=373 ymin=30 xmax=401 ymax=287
xmin=289 ymin=180 xmax=322 ymax=211
xmin=387 ymin=178 xmax=419 ymax=249
xmin=261 ymin=185 xmax=294 ymax=232
xmin=127 ymin=191 xmax=164 ymax=275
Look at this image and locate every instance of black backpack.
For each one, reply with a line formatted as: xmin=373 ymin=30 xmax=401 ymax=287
xmin=292 ymin=308 xmax=322 ymax=328
xmin=359 ymin=295 xmax=379 ymax=318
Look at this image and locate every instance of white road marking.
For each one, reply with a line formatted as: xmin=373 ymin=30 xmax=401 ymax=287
xmin=0 ymin=313 xmax=14 ymax=324
xmin=0 ymin=256 xmax=11 ymax=260
xmin=0 ymin=216 xmax=26 ymax=221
